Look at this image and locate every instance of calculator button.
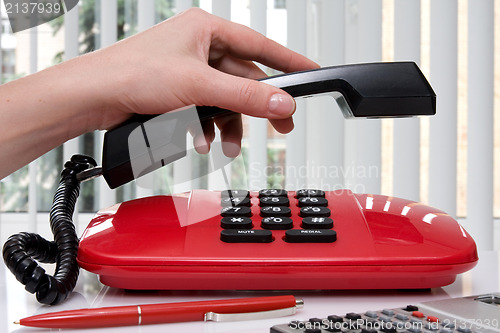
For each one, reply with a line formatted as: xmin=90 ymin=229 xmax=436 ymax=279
xmin=381 ymin=326 xmax=397 ymax=333
xmin=404 ymin=305 xmax=419 ymax=312
xmin=345 ymin=313 xmax=362 ymax=320
xmin=297 ymin=197 xmax=328 ymax=207
xmin=259 ymin=196 xmax=290 ymax=206
xmin=258 ymin=189 xmax=288 ymax=197
xmin=299 ymin=206 xmax=331 ymax=217
xmin=220 ymin=229 xmax=273 ymax=243
xmin=379 ymin=315 xmax=393 ymax=322
xmin=220 ymin=206 xmax=252 ymax=217
xmin=284 ymin=229 xmax=337 ymax=243
xmin=327 ymin=315 xmax=343 ymax=323
xmin=220 ymin=196 xmax=251 ymax=207
xmin=395 ymin=314 xmax=409 ymax=321
xmin=365 ymin=311 xmax=378 ymax=318
xmin=440 ymin=329 xmax=454 ymax=333
xmin=220 ymin=190 xmax=250 ymax=199
xmin=260 ymin=206 xmax=291 ymax=217
xmin=412 ymin=311 xmax=425 ymax=318
xmin=457 ymin=328 xmax=473 ymax=333
xmin=362 ymin=329 xmax=378 ymax=333
xmin=426 ymin=316 xmax=439 ymax=323
xmin=301 ymin=217 xmax=334 ymax=229
xmin=382 ymin=309 xmax=395 ymax=316
xmin=425 ymin=322 xmax=439 ymax=330
xmin=305 ymin=329 xmax=321 ymax=333
xmin=296 ymin=189 xmax=325 ymax=198
xmin=261 ymin=217 xmax=293 ymax=230
xmin=220 ymin=217 xmax=253 ymax=229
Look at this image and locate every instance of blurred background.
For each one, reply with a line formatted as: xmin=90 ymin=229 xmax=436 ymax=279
xmin=0 ymin=0 xmax=498 ymax=250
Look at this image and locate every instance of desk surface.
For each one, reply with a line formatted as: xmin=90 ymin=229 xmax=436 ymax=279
xmin=1 ymin=251 xmax=498 ymax=333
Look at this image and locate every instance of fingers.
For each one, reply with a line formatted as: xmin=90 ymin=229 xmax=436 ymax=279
xmin=192 ymin=67 xmax=296 ymax=120
xmin=214 ymin=113 xmax=242 ymax=157
xmin=211 ymin=54 xmax=267 ymax=80
xmin=209 ymin=14 xmax=320 ymax=73
xmin=270 ymin=117 xmax=294 ymax=134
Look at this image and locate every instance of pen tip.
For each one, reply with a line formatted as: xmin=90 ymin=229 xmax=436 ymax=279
xmin=13 ymin=321 xmax=20 ymax=325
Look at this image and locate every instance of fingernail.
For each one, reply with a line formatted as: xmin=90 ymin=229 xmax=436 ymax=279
xmin=268 ymin=93 xmax=295 ymax=116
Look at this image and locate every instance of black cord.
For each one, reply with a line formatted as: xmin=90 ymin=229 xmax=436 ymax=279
xmin=2 ymin=155 xmax=99 ymax=305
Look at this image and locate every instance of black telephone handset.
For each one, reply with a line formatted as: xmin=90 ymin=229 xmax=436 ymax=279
xmin=101 ymin=62 xmax=436 ymax=189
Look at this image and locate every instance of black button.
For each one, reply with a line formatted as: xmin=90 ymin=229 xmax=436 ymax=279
xmin=296 ymin=189 xmax=325 ymax=198
xmin=284 ymin=229 xmax=337 ymax=243
xmin=261 ymin=217 xmax=293 ymax=230
xmin=260 ymin=196 xmax=289 ymax=206
xmin=220 ymin=229 xmax=273 ymax=243
xmin=258 ymin=189 xmax=288 ymax=197
xmin=301 ymin=217 xmax=334 ymax=229
xmin=361 ymin=329 xmax=378 ymax=333
xmin=260 ymin=206 xmax=291 ymax=217
xmin=220 ymin=196 xmax=251 ymax=207
xmin=326 ymin=315 xmax=343 ymax=323
xmin=221 ymin=217 xmax=253 ymax=229
xmin=297 ymin=197 xmax=328 ymax=207
xmin=345 ymin=313 xmax=362 ymax=320
xmin=221 ymin=206 xmax=252 ymax=217
xmin=305 ymin=329 xmax=321 ymax=333
xmin=299 ymin=206 xmax=331 ymax=217
xmin=221 ymin=190 xmax=250 ymax=199
xmin=403 ymin=305 xmax=419 ymax=312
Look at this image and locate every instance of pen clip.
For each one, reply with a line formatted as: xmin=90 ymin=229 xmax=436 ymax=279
xmin=204 ymin=306 xmax=298 ymax=322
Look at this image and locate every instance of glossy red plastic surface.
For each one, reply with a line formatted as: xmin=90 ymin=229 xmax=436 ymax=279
xmin=77 ymin=190 xmax=478 ymax=290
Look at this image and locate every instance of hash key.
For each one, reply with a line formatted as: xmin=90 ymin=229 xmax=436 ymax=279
xmin=302 ymin=217 xmax=334 ymax=229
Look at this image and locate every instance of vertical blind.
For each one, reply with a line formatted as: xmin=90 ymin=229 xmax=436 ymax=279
xmin=0 ymin=0 xmax=498 ymax=250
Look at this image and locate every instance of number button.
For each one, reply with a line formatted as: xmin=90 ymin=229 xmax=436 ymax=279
xmin=261 ymin=217 xmax=293 ymax=230
xmin=301 ymin=217 xmax=334 ymax=229
xmin=258 ymin=189 xmax=288 ymax=197
xmin=221 ymin=206 xmax=252 ymax=217
xmin=221 ymin=217 xmax=253 ymax=229
xmin=221 ymin=190 xmax=250 ymax=199
xmin=220 ymin=196 xmax=251 ymax=207
xmin=260 ymin=206 xmax=291 ymax=217
xmin=299 ymin=206 xmax=331 ymax=217
xmin=296 ymin=189 xmax=325 ymax=198
xmin=259 ymin=196 xmax=289 ymax=206
xmin=297 ymin=197 xmax=328 ymax=207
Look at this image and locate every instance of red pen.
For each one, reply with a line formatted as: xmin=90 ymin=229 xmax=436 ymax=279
xmin=14 ymin=295 xmax=303 ymax=329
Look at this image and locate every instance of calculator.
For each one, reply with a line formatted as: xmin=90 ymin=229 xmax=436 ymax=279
xmin=77 ymin=189 xmax=477 ymax=291
xmin=270 ymin=293 xmax=500 ymax=333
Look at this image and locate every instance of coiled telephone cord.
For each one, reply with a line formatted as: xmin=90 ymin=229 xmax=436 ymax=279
xmin=2 ymin=155 xmax=101 ymax=305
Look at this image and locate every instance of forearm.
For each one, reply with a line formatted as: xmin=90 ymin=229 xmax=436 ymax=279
xmin=0 ymin=56 xmax=103 ymax=179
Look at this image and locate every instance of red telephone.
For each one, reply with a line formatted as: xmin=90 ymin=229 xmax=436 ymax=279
xmin=77 ymin=63 xmax=476 ymax=290
xmin=77 ymin=189 xmax=477 ymax=290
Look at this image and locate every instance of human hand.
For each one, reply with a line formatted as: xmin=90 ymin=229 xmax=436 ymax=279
xmin=83 ymin=8 xmax=319 ymax=156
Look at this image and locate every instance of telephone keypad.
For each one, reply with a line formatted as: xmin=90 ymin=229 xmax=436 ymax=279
xmin=220 ymin=189 xmax=337 ymax=243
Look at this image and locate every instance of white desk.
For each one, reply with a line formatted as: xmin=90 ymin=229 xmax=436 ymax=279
xmin=1 ymin=251 xmax=498 ymax=333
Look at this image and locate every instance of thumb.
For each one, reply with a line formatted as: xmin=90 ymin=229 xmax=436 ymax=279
xmin=194 ymin=68 xmax=296 ymax=119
